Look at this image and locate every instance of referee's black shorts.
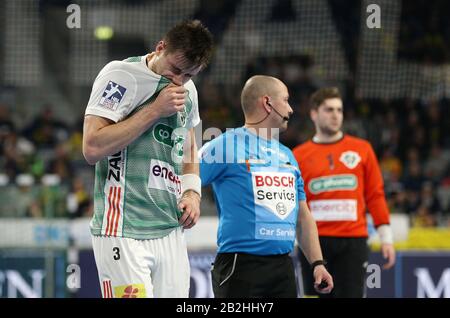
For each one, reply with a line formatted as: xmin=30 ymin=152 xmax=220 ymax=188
xmin=299 ymin=237 xmax=369 ymax=298
xmin=211 ymin=252 xmax=297 ymax=298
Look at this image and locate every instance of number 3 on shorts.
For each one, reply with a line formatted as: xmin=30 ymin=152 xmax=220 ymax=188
xmin=113 ymin=247 xmax=120 ymax=260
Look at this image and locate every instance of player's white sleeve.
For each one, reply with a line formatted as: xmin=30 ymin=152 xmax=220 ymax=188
xmin=85 ymin=63 xmax=137 ymax=123
xmin=185 ymin=82 xmax=200 ymax=129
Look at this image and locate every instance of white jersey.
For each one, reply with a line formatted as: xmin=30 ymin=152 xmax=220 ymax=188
xmin=85 ymin=54 xmax=200 ymax=239
xmin=85 ymin=54 xmax=200 ymax=126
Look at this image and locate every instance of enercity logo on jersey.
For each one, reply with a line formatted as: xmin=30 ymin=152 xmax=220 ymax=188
xmin=148 ymin=159 xmax=182 ymax=197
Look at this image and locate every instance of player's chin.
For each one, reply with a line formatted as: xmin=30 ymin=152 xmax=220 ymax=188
xmin=329 ymin=124 xmax=341 ymax=132
xmin=324 ymin=126 xmax=340 ymax=135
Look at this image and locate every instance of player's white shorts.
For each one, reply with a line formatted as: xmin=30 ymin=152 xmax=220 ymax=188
xmin=92 ymin=227 xmax=190 ymax=298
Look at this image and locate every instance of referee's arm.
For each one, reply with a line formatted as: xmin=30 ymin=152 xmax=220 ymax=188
xmin=297 ymin=201 xmax=323 ymax=264
xmin=297 ymin=201 xmax=334 ymax=293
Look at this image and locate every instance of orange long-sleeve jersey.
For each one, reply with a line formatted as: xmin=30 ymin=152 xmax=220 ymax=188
xmin=292 ymin=135 xmax=390 ymax=238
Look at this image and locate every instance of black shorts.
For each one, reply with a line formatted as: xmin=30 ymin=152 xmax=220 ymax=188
xmin=211 ymin=252 xmax=297 ymax=298
xmin=299 ymin=237 xmax=369 ymax=298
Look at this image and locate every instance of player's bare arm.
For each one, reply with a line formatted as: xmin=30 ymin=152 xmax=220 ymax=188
xmin=83 ymin=83 xmax=186 ymax=165
xmin=178 ymin=128 xmax=201 ymax=229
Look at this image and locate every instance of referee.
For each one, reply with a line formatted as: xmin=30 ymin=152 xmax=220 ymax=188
xmin=199 ymin=76 xmax=333 ymax=297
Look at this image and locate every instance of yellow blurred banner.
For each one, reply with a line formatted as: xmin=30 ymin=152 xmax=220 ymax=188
xmin=371 ymin=228 xmax=450 ymax=250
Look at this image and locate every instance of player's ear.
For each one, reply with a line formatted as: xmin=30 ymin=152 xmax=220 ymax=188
xmin=310 ymin=108 xmax=317 ymax=121
xmin=262 ymin=96 xmax=271 ymax=113
xmin=155 ymin=41 xmax=166 ymax=54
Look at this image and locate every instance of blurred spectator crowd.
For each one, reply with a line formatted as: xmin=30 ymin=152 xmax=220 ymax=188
xmin=0 ymin=0 xmax=448 ymax=229
xmin=0 ymin=105 xmax=91 ymax=219
xmin=1 ymin=84 xmax=449 ymax=228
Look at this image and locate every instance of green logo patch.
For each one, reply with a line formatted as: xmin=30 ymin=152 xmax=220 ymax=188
xmin=153 ymin=123 xmax=173 ymax=147
xmin=308 ymin=174 xmax=357 ymax=194
xmin=172 ymin=134 xmax=185 ymax=158
xmin=153 ymin=123 xmax=186 ymax=159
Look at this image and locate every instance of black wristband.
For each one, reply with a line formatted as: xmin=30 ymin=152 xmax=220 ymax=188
xmin=311 ymin=260 xmax=327 ymax=271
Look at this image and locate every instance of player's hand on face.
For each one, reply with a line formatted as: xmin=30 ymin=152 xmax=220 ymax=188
xmin=153 ymin=83 xmax=186 ymax=118
xmin=313 ymin=265 xmax=334 ymax=294
xmin=178 ymin=190 xmax=201 ymax=229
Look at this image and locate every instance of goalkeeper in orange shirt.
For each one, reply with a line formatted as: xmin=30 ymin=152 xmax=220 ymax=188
xmin=292 ymin=87 xmax=396 ymax=298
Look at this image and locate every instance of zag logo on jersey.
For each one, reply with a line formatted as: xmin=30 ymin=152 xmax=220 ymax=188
xmin=252 ymin=172 xmax=296 ymax=220
xmin=107 ymin=150 xmax=123 ymax=182
xmin=99 ymin=81 xmax=127 ymax=110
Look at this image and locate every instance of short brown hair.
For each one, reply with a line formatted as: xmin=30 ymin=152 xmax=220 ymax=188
xmin=310 ymin=87 xmax=341 ymax=110
xmin=164 ymin=20 xmax=214 ymax=67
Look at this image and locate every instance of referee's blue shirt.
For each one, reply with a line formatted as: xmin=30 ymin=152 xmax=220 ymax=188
xmin=199 ymin=127 xmax=306 ymax=256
